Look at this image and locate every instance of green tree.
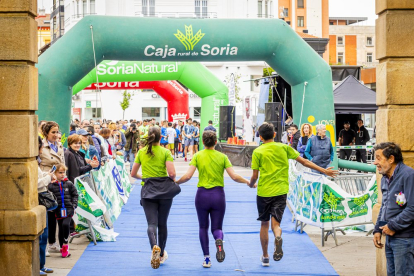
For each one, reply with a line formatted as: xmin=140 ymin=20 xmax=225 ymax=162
xmin=120 ymin=90 xmax=133 ymax=119
xmin=225 ymin=73 xmax=242 ymax=103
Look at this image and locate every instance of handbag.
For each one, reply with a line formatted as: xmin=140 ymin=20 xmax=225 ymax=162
xmin=38 ymin=191 xmax=58 ymax=211
xmin=141 ymin=177 xmax=181 ymax=200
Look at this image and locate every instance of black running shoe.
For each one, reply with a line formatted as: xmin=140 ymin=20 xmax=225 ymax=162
xmin=215 ymin=239 xmax=225 ymax=263
xmin=273 ymin=236 xmax=283 ymax=261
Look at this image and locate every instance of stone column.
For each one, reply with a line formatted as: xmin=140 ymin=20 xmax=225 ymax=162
xmin=0 ymin=1 xmax=46 ymax=275
xmin=374 ymin=0 xmax=414 ymax=275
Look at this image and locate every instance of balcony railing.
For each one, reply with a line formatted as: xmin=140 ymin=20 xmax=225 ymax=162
xmin=362 ymin=61 xmax=379 ymax=68
xmin=135 ymin=12 xmax=217 ymax=18
xmin=257 ymin=14 xmax=274 ymax=18
xmin=72 ymin=13 xmax=97 ymax=19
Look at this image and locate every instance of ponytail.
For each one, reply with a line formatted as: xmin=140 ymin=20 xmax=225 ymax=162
xmin=146 ymin=133 xmax=156 ymax=156
xmin=145 ymin=127 xmax=161 ymax=156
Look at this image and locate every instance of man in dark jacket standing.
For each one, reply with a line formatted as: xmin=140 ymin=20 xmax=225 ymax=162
xmin=373 ymin=142 xmax=414 ymax=276
xmin=289 ymin=124 xmax=301 ymax=150
xmin=338 ymin=121 xmax=356 ymax=160
xmin=124 ymin=123 xmax=140 ymax=172
xmin=355 ymin=119 xmax=370 ymax=163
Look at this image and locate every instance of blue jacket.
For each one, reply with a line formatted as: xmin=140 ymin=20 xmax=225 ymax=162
xmin=304 ymin=136 xmax=334 ymax=162
xmin=119 ymin=131 xmax=126 ymax=149
xmin=161 ymin=127 xmax=168 ymax=144
xmin=297 ymin=135 xmax=312 ymax=157
xmin=374 ymin=162 xmax=414 ymax=238
xmin=91 ymin=135 xmax=102 ymax=157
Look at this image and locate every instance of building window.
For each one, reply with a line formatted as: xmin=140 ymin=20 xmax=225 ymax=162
xmin=367 ymin=37 xmax=373 ymax=46
xmin=337 ymin=36 xmax=343 ymax=45
xmin=194 ymin=107 xmax=201 ymax=118
xmin=195 ymin=0 xmax=208 ymax=18
xmin=142 ymin=0 xmax=155 ymax=16
xmin=257 ymin=1 xmax=262 ymax=17
xmin=338 ymin=52 xmax=344 ymax=64
xmin=90 ymin=0 xmax=95 ymax=14
xmin=83 ymin=0 xmax=87 ymax=16
xmin=297 ymin=0 xmax=304 ymax=8
xmin=142 ymin=107 xmax=160 ymax=117
xmin=265 ymin=0 xmax=268 ymax=18
xmin=92 ymin=108 xmax=101 ymax=119
xmin=367 ymin=53 xmax=373 ymax=63
xmin=283 ymin=8 xmax=289 ymax=17
xmin=297 ymin=16 xmax=304 ymax=27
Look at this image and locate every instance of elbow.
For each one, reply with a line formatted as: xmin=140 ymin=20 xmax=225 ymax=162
xmin=168 ymin=172 xmax=176 ymax=179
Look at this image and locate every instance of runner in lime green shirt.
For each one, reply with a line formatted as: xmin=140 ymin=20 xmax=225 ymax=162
xmin=138 ymin=120 xmax=149 ymax=139
xmin=130 ymin=126 xmax=176 ymax=269
xmin=249 ymin=122 xmax=337 ymax=267
xmin=177 ymin=130 xmax=250 ymax=268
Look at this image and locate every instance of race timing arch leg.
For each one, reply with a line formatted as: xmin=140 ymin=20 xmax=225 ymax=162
xmin=37 ymin=80 xmax=72 ymax=146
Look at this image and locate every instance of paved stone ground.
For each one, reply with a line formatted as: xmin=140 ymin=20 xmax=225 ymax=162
xmin=46 ymin=158 xmax=376 ymax=276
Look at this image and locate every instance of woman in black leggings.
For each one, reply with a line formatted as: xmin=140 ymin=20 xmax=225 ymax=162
xmin=131 ymin=127 xmax=177 ymax=269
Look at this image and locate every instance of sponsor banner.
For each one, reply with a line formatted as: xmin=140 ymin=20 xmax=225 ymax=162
xmin=74 ymin=178 xmax=106 ymax=222
xmin=92 ymin=163 xmax=124 ymax=228
xmin=287 ymin=161 xmax=377 ymax=228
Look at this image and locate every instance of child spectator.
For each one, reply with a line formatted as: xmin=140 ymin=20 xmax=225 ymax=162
xmin=48 ymin=164 xmax=78 ymax=258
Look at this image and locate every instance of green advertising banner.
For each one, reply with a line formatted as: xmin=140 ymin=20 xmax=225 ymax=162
xmin=288 ymin=161 xmax=377 ymax=228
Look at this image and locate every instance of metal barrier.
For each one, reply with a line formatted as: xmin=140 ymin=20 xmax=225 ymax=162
xmin=290 ymin=163 xmax=376 ymax=246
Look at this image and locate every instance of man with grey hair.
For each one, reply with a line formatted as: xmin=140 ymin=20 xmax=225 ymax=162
xmin=304 ymin=124 xmax=334 ymax=174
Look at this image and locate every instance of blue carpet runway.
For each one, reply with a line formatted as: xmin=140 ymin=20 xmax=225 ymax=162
xmin=69 ymin=178 xmax=338 ymax=276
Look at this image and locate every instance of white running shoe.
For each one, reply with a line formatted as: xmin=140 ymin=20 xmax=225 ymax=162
xmin=261 ymin=256 xmax=270 ymax=267
xmin=203 ymin=256 xmax=212 ymax=268
xmin=48 ymin=243 xmax=60 ymax=252
xmin=160 ymin=250 xmax=168 ymax=264
xmin=45 ymin=248 xmax=50 ymax=257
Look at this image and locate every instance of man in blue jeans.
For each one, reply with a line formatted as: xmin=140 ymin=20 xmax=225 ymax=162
xmin=373 ymin=142 xmax=414 ymax=276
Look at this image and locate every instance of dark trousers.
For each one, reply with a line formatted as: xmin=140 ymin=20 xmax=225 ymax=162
xmin=355 ymin=149 xmax=367 ymax=163
xmin=339 ymin=149 xmax=353 ymax=160
xmin=57 ymin=217 xmax=72 ymax=248
xmin=195 ymin=187 xmax=226 ymax=256
xmin=48 ymin=211 xmax=57 ymax=244
xmin=174 ymin=139 xmax=179 ymax=156
xmin=141 ymin=198 xmax=173 ymax=256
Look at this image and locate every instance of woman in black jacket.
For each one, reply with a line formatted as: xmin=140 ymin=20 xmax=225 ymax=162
xmin=64 ymin=134 xmax=99 ymax=183
xmin=48 ymin=163 xmax=78 ymax=258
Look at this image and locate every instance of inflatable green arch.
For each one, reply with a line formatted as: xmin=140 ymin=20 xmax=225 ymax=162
xmin=38 ymin=16 xmax=335 ymax=149
xmin=72 ymin=60 xmax=228 ymax=136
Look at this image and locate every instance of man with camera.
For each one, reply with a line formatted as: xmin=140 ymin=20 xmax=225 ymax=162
xmin=124 ymin=123 xmax=140 ymax=172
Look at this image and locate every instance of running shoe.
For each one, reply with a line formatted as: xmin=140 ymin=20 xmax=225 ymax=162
xmin=40 ymin=271 xmax=47 ymax=276
xmin=48 ymin=242 xmax=60 ymax=252
xmin=215 ymin=239 xmax=225 ymax=263
xmin=203 ymin=256 xmax=212 ymax=268
xmin=40 ymin=267 xmax=54 ymax=273
xmin=60 ymin=244 xmax=71 ymax=258
xmin=261 ymin=256 xmax=270 ymax=267
xmin=45 ymin=248 xmax=50 ymax=257
xmin=273 ymin=236 xmax=283 ymax=261
xmin=150 ymin=245 xmax=161 ymax=269
xmin=160 ymin=250 xmax=168 ymax=264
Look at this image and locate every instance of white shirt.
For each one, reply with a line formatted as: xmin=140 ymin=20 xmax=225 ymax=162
xmin=167 ymin=127 xmax=176 ymax=144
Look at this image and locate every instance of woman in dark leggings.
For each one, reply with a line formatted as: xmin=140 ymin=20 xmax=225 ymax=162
xmin=177 ymin=131 xmax=250 ymax=268
xmin=131 ymin=127 xmax=176 ymax=269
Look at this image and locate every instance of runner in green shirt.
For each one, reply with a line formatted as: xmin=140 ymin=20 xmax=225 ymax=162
xmin=177 ymin=131 xmax=250 ymax=268
xmin=249 ymin=122 xmax=337 ymax=267
xmin=138 ymin=120 xmax=149 ymax=139
xmin=130 ymin=126 xmax=176 ymax=269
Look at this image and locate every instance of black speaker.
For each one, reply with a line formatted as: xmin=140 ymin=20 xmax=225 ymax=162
xmin=219 ymin=106 xmax=235 ymax=141
xmin=265 ymin=102 xmax=283 ymax=142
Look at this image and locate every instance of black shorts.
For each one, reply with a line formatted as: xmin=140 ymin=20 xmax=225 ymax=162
xmin=256 ymin=194 xmax=287 ymax=222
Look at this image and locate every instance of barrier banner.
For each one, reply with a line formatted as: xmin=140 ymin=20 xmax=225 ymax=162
xmin=287 ymin=161 xmax=378 ymax=228
xmin=74 ymin=213 xmax=119 ymax=242
xmin=115 ymin=156 xmax=132 ymax=199
xmin=75 ymin=178 xmax=106 ymax=222
xmin=92 ymin=162 xmax=124 ymax=228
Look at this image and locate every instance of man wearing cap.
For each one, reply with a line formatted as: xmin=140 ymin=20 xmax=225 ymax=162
xmin=338 ymin=121 xmax=356 ymax=160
